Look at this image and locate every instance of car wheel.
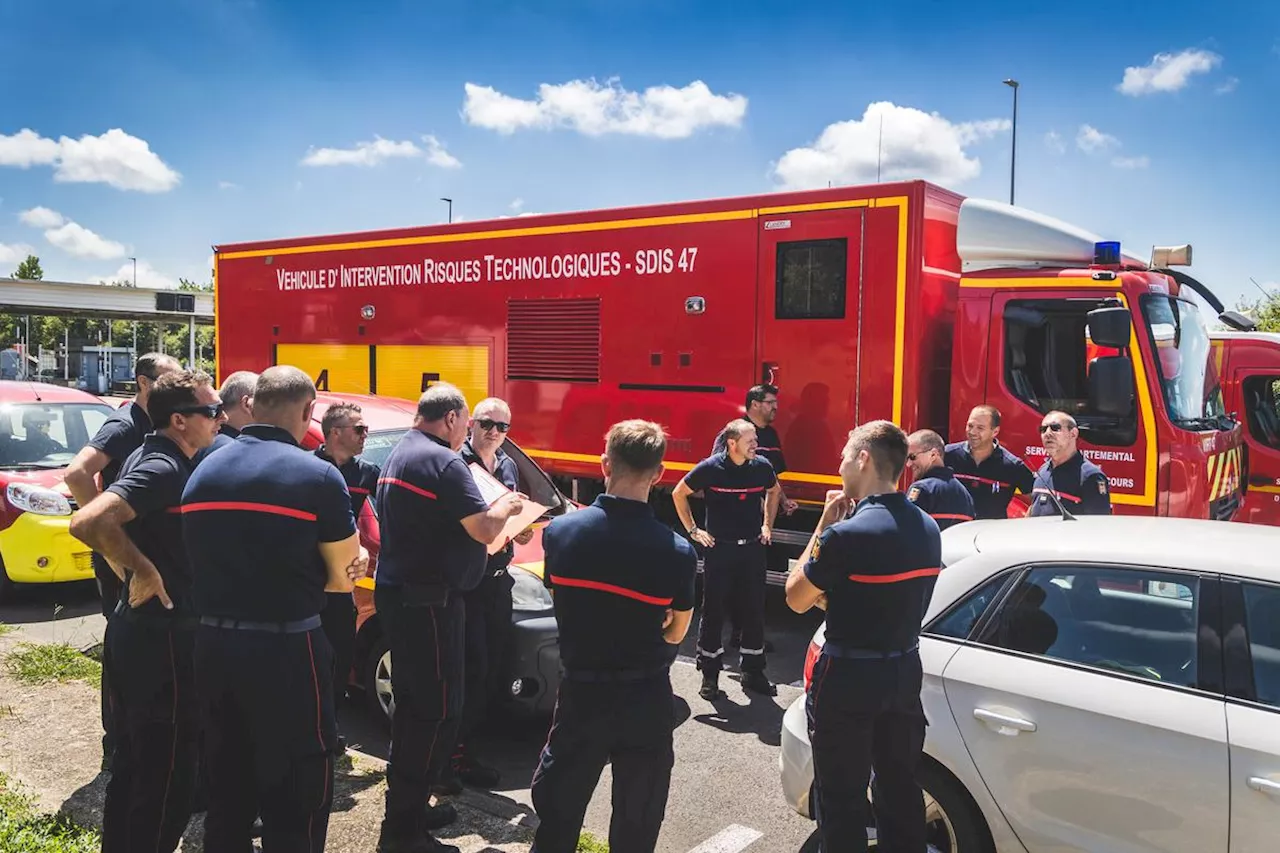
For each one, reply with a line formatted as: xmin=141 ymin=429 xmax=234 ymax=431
xmin=364 ymin=635 xmax=394 ymax=727
xmin=0 ymin=557 xmax=13 ymax=603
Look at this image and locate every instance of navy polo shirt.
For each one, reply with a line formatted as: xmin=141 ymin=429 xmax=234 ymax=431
xmin=543 ymin=495 xmax=697 ymax=674
xmin=106 ymin=433 xmax=196 ymax=617
xmin=315 ymin=444 xmax=380 ymax=518
xmin=711 ymin=422 xmax=787 ymax=476
xmin=192 ymin=423 xmax=240 ymax=466
xmin=88 ymin=401 xmax=152 ymax=489
xmin=460 ymin=439 xmax=519 ymax=573
xmin=683 ymin=452 xmax=777 ymax=541
xmin=181 ymin=424 xmax=356 ymax=622
xmin=944 ymin=441 xmax=1037 ymax=520
xmin=907 ymin=466 xmax=977 ymax=531
xmin=804 ymin=492 xmax=942 ymax=652
xmin=1028 ymin=451 xmax=1112 ymax=517
xmin=374 ymin=429 xmax=490 ymax=591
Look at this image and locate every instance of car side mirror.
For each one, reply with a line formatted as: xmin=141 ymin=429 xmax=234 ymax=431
xmin=1087 ymin=307 xmax=1132 ymax=350
xmin=1089 ymin=356 xmax=1135 ymax=419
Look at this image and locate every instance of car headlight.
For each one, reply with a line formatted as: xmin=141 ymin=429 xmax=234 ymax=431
xmin=7 ymin=483 xmax=72 ymax=516
xmin=510 ymin=565 xmax=554 ymax=612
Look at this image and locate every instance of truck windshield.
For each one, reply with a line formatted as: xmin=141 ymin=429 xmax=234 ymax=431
xmin=1141 ymin=295 xmax=1226 ymax=429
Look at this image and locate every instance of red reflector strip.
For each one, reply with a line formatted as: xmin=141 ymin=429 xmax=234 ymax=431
xmin=378 ymin=477 xmax=437 ymax=500
xmin=1032 ymin=487 xmax=1081 ymax=504
xmin=549 ymin=575 xmax=674 ymax=606
xmin=349 ymin=487 xmax=370 ymax=495
xmin=848 ymin=567 xmax=942 ymax=584
xmin=180 ymin=501 xmax=318 ymax=521
xmin=931 ymin=513 xmax=974 ymax=521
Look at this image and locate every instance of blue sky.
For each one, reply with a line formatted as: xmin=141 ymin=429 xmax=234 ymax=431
xmin=1 ymin=0 xmax=1277 ymax=311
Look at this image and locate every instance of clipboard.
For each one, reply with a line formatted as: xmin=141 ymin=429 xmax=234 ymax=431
xmin=468 ymin=462 xmax=548 ymax=555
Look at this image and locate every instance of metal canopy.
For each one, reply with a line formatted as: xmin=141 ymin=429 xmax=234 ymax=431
xmin=0 ymin=277 xmax=214 ymax=325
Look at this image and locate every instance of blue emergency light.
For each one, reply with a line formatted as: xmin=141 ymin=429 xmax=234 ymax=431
xmin=1093 ymin=241 xmax=1122 ymax=266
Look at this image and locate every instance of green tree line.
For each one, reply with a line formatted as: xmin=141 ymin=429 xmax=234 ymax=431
xmin=3 ymin=254 xmax=215 ymax=376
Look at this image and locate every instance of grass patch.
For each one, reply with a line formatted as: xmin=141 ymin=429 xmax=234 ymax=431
xmin=0 ymin=771 xmax=101 ymax=852
xmin=577 ymin=831 xmax=609 ymax=853
xmin=0 ymin=622 xmax=16 ymax=637
xmin=3 ymin=642 xmax=101 ymax=688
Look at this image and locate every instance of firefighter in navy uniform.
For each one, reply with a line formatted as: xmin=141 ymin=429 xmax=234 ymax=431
xmin=1028 ymin=410 xmax=1113 ymax=517
xmin=786 ymin=420 xmax=942 ymax=853
xmin=181 ymin=366 xmax=368 ymax=853
xmin=69 ymin=370 xmax=225 ymax=853
xmin=313 ymin=400 xmax=380 ymax=743
xmin=64 ymin=352 xmax=180 ymax=770
xmin=375 ymin=383 xmax=524 ymax=853
xmin=905 ymin=429 xmax=976 ymax=531
xmin=944 ymin=405 xmax=1036 ymax=519
xmin=675 ymin=418 xmax=782 ymax=699
xmin=531 ymin=419 xmax=697 ymax=853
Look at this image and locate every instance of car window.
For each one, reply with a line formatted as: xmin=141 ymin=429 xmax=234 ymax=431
xmin=926 ymin=573 xmax=1012 ymax=640
xmin=1242 ymin=583 xmax=1280 ymax=708
xmin=0 ymin=402 xmax=116 ymax=468
xmin=976 ymin=565 xmax=1200 ymax=688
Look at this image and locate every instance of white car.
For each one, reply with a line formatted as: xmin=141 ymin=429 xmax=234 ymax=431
xmin=779 ymin=514 xmax=1280 ymax=852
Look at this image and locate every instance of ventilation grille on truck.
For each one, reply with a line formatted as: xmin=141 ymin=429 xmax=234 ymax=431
xmin=506 ymin=298 xmax=601 ymax=383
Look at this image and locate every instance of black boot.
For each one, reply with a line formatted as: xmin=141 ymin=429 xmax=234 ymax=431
xmin=699 ymin=670 xmax=725 ymax=700
xmin=741 ymin=670 xmax=777 ymax=697
xmin=455 ymin=753 xmax=501 ymax=789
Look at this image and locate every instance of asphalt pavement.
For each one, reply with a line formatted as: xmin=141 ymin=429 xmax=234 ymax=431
xmin=2 ymin=580 xmax=824 ymax=853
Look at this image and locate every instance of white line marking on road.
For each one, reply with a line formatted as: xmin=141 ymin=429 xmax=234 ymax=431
xmin=685 ymin=823 xmax=764 ymax=853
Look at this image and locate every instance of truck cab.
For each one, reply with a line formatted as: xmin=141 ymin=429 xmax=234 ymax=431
xmin=950 ymin=200 xmax=1245 ymax=520
xmin=1212 ymin=331 xmax=1280 ymax=525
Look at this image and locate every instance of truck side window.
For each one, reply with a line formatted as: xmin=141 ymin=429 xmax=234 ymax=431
xmin=1242 ymin=376 xmax=1280 ymax=450
xmin=775 ymin=239 xmax=847 ymax=320
xmin=1003 ymin=299 xmax=1137 ymax=447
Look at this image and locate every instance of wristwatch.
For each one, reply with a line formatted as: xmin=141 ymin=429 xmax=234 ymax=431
xmin=687 ymin=525 xmax=700 ymax=536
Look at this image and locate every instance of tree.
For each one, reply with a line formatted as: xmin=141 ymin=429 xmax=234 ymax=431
xmin=177 ymin=278 xmax=214 ymax=292
xmin=12 ymin=254 xmax=43 ymax=280
xmin=1235 ymin=293 xmax=1280 ymax=333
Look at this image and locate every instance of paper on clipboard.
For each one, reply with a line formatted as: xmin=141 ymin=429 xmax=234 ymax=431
xmin=468 ymin=462 xmax=548 ymax=555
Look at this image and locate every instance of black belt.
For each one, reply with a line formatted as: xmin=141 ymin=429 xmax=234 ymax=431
xmin=199 ymin=614 xmax=322 ymax=634
xmin=822 ymin=641 xmax=919 ymax=660
xmin=563 ymin=663 xmax=671 ymax=683
xmin=113 ymin=600 xmax=198 ymax=629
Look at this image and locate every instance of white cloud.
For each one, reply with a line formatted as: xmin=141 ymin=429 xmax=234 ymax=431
xmin=19 ymin=206 xmax=127 ymax=259
xmin=0 ymin=128 xmax=180 ymax=192
xmin=462 ymin=78 xmax=748 ymax=139
xmin=771 ymin=101 xmax=1009 ymax=190
xmin=1111 ymin=155 xmax=1151 ymax=169
xmin=1117 ymin=49 xmax=1222 ymax=95
xmin=1076 ymin=124 xmax=1120 ymax=153
xmin=1216 ymin=76 xmax=1239 ymax=94
xmin=1045 ymin=131 xmax=1066 ymax=154
xmin=301 ymin=134 xmax=461 ymax=169
xmin=91 ymin=259 xmax=175 ymax=289
xmin=0 ymin=242 xmax=37 ymax=266
xmin=509 ymin=197 xmax=525 ymax=212
xmin=218 ymin=180 xmax=241 ymax=190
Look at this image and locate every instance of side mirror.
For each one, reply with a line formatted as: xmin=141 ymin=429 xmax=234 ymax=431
xmin=1087 ymin=307 xmax=1132 ymax=350
xmin=1089 ymin=356 xmax=1135 ymax=419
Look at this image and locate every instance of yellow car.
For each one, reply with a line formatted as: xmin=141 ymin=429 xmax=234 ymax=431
xmin=0 ymin=381 xmax=117 ymax=600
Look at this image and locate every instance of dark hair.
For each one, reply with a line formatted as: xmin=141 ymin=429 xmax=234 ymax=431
xmin=135 ymin=352 xmax=179 ymax=381
xmin=745 ymin=384 xmax=779 ymax=409
xmin=721 ymin=418 xmax=756 ymax=443
xmin=972 ymin=404 xmax=1002 ymax=429
xmin=322 ymin=401 xmax=362 ymax=437
xmin=148 ymin=370 xmax=213 ymax=428
xmin=907 ymin=429 xmax=945 ymax=456
xmin=253 ymin=365 xmax=316 ymax=414
xmin=417 ymin=382 xmax=468 ymax=422
xmin=847 ymin=420 xmax=909 ymax=481
xmin=606 ymin=419 xmax=667 ymax=476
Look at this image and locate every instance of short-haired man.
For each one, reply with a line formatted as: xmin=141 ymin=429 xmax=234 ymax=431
xmin=65 ymin=351 xmax=181 ymax=771
xmin=905 ymin=429 xmax=976 ymax=531
xmin=785 ymin=421 xmax=941 ymax=853
xmin=70 ymin=370 xmax=225 ymax=853
xmin=944 ymin=405 xmax=1036 ymax=519
xmin=1028 ymin=410 xmax=1112 ymax=516
xmin=676 ymin=418 xmax=782 ymax=699
xmin=193 ymin=370 xmax=258 ymax=464
xmin=531 ymin=420 xmax=696 ymax=853
xmin=375 ymin=383 xmax=525 ymax=853
xmin=182 ymin=365 xmax=368 ymax=852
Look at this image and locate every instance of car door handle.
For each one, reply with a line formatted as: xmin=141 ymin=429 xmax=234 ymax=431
xmin=1247 ymin=777 xmax=1280 ymax=796
xmin=973 ymin=708 xmax=1037 ymax=736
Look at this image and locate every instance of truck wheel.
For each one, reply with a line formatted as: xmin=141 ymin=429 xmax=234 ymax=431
xmin=364 ymin=634 xmax=394 ymax=728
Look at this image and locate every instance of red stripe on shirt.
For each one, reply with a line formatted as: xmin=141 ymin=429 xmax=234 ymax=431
xmin=180 ymin=501 xmax=317 ymax=521
xmin=708 ymin=486 xmax=765 ymax=494
xmin=349 ymin=487 xmax=370 ymax=495
xmin=549 ymin=575 xmax=674 ymax=606
xmin=954 ymin=473 xmax=1003 ymax=487
xmin=848 ymin=567 xmax=942 ymax=584
xmin=378 ymin=477 xmax=437 ymax=500
xmin=1032 ymin=487 xmax=1081 ymax=504
xmin=931 ymin=513 xmax=974 ymax=521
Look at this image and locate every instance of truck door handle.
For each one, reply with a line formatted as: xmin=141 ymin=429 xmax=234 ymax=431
xmin=1247 ymin=777 xmax=1280 ymax=796
xmin=973 ymin=708 xmax=1037 ymax=736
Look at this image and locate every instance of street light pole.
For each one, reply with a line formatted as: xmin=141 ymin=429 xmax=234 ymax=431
xmin=440 ymin=197 xmax=453 ymax=224
xmin=1003 ymin=79 xmax=1019 ymax=206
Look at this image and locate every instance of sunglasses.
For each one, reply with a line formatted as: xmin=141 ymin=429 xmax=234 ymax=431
xmin=345 ymin=424 xmax=369 ymax=436
xmin=476 ymin=418 xmax=510 ymax=433
xmin=1039 ymin=422 xmax=1066 ymax=433
xmin=176 ymin=403 xmax=224 ymax=419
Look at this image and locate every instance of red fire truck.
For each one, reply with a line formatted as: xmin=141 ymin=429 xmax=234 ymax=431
xmin=1213 ymin=331 xmax=1280 ymax=525
xmin=214 ymin=180 xmax=1246 ymax=579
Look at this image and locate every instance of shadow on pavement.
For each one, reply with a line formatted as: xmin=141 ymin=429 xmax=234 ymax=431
xmin=0 ymin=580 xmax=101 ymax=626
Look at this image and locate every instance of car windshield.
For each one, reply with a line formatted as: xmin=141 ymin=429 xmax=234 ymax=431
xmin=0 ymin=401 xmax=116 ymax=468
xmin=1141 ymin=295 xmax=1227 ymax=429
xmin=358 ymin=428 xmax=407 ymax=470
